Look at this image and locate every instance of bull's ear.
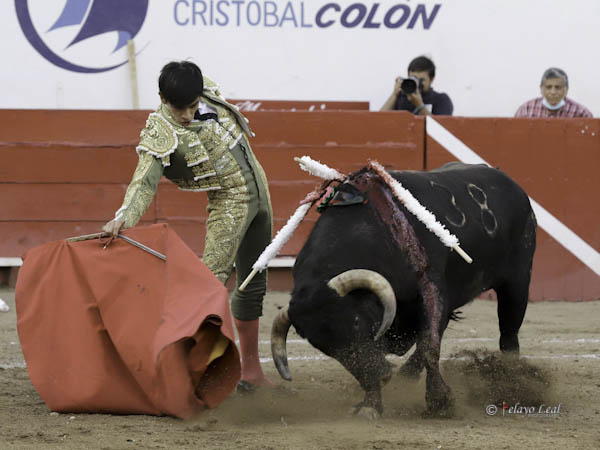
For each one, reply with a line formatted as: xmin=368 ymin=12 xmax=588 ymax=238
xmin=330 ymin=190 xmax=366 ymax=207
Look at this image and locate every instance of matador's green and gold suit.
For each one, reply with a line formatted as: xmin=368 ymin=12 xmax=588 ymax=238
xmin=114 ymin=77 xmax=272 ymax=320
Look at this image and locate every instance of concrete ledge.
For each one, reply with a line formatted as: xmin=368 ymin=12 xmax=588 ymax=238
xmin=267 ymin=257 xmax=295 ymax=268
xmin=0 ymin=257 xmax=295 ymax=290
xmin=0 ymin=257 xmax=22 ymax=267
xmin=226 ymin=267 xmax=293 ymax=293
xmin=1 ymin=265 xmax=294 ymax=291
xmin=0 ymin=256 xmax=293 ymax=268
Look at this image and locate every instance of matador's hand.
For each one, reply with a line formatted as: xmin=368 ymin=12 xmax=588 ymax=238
xmin=102 ymin=218 xmax=125 ymax=237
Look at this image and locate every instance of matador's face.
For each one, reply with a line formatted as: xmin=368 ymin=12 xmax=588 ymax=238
xmin=160 ymin=95 xmax=201 ymax=127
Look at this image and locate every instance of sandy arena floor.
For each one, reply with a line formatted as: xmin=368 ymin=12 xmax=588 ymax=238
xmin=1 ymin=286 xmax=599 ymax=449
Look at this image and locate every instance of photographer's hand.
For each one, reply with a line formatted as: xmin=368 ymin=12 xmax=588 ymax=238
xmin=407 ymin=90 xmax=423 ymax=107
xmin=407 ymin=91 xmax=430 ymax=115
xmin=380 ymin=77 xmax=404 ymax=111
xmin=393 ymin=77 xmax=403 ymax=96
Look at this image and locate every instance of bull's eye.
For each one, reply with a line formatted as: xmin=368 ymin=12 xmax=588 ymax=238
xmin=353 ymin=315 xmax=360 ymax=331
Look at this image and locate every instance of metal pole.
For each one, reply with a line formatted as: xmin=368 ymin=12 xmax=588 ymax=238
xmin=117 ymin=233 xmax=166 ymax=261
xmin=67 ymin=232 xmax=165 ymax=261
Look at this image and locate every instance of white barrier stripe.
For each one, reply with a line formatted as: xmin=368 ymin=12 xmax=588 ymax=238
xmin=519 ymin=354 xmax=600 ymax=360
xmin=0 ymin=362 xmax=26 ymax=369
xmin=529 ymin=198 xmax=600 ymax=276
xmin=257 ymin=337 xmax=600 ymax=346
xmin=3 ymin=352 xmax=598 ymax=370
xmin=7 ymin=337 xmax=588 ymax=350
xmin=426 ymin=116 xmax=488 ymax=165
xmin=10 ymin=337 xmax=597 ymax=348
xmin=541 ymin=338 xmax=600 ymax=344
xmin=426 ymin=116 xmax=600 ymax=277
xmin=258 ymin=353 xmax=600 ymax=364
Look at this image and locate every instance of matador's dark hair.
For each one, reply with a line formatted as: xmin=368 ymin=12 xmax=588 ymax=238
xmin=158 ymin=61 xmax=204 ymax=108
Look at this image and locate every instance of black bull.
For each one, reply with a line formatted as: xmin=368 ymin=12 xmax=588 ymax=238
xmin=271 ymin=162 xmax=537 ymax=418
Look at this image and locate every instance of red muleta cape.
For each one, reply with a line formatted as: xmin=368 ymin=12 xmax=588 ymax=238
xmin=15 ymin=223 xmax=240 ymax=418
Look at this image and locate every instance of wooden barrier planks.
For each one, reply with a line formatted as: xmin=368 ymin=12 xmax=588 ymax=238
xmin=228 ymin=99 xmax=369 ymax=111
xmin=1 ymin=109 xmax=597 ymax=300
xmin=426 ymin=117 xmax=600 ymax=300
xmin=0 ymin=110 xmax=423 ymax=260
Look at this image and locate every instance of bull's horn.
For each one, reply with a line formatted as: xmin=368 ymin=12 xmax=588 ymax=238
xmin=271 ymin=307 xmax=292 ymax=381
xmin=327 ymin=269 xmax=397 ymax=341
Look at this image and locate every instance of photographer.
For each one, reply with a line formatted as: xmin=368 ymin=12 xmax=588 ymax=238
xmin=380 ymin=56 xmax=453 ymax=115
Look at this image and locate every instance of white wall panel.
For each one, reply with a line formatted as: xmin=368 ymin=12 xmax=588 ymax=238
xmin=2 ymin=0 xmax=598 ymax=116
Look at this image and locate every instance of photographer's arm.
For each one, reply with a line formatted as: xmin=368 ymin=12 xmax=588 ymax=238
xmin=380 ymin=77 xmax=403 ymax=111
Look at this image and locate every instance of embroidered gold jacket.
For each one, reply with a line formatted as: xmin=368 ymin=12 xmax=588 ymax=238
xmin=115 ymin=77 xmax=260 ymax=228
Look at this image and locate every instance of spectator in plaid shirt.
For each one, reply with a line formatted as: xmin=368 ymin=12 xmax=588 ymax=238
xmin=515 ymin=68 xmax=592 ymax=118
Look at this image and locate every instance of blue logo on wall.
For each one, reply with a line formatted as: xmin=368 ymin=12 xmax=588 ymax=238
xmin=15 ymin=0 xmax=149 ymax=73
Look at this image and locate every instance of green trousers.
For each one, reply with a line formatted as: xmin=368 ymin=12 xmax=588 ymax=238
xmin=203 ymin=138 xmax=273 ymax=321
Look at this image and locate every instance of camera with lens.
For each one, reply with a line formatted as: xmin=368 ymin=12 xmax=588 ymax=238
xmin=400 ymin=76 xmax=419 ymax=95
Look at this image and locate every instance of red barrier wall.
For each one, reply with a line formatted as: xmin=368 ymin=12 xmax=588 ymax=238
xmin=427 ymin=117 xmax=600 ymax=301
xmin=0 ymin=110 xmax=597 ymax=300
xmin=0 ymin=109 xmax=422 ymax=258
xmin=227 ymin=99 xmax=370 ymax=112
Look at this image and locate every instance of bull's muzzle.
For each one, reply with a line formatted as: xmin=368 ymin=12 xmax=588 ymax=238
xmin=271 ymin=270 xmax=397 ymax=382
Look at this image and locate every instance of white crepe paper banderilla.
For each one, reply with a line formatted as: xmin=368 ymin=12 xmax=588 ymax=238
xmin=294 ymin=156 xmax=345 ymax=181
xmin=368 ymin=160 xmax=472 ymax=264
xmin=239 ymin=156 xmax=472 ymax=292
xmin=238 ymin=202 xmax=312 ymax=291
xmin=239 ymin=156 xmax=343 ymax=291
xmin=0 ymin=298 xmax=9 ymax=312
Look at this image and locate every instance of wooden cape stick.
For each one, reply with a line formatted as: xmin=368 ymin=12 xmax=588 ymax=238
xmin=66 ymin=232 xmax=106 ymax=242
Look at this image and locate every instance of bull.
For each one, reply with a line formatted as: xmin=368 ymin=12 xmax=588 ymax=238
xmin=271 ymin=162 xmax=537 ymax=418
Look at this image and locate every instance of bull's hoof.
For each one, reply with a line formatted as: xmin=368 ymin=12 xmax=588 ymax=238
xmin=348 ymin=405 xmax=381 ymax=420
xmin=499 ymin=334 xmax=520 ymax=352
xmin=423 ymin=403 xmax=455 ymax=418
xmin=499 ymin=349 xmax=521 ymax=362
xmin=424 ymin=392 xmax=455 ymax=418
